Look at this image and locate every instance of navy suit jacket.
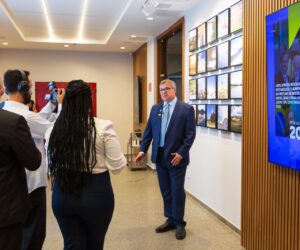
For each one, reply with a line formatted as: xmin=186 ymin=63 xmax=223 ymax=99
xmin=140 ymin=100 xmax=196 ymax=166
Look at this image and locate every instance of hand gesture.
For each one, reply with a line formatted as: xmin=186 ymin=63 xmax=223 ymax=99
xmin=135 ymin=152 xmax=144 ymax=166
xmin=171 ymin=152 xmax=182 ymax=166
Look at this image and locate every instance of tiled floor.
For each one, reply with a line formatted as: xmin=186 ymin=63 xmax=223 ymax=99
xmin=43 ymin=168 xmax=244 ymax=250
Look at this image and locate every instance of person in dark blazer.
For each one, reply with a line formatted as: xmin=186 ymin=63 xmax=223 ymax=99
xmin=0 ymin=109 xmax=41 ymax=250
xmin=135 ymin=79 xmax=196 ymax=240
xmin=275 ymin=51 xmax=291 ymax=84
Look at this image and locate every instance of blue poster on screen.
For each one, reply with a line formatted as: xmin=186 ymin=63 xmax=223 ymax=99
xmin=266 ymin=2 xmax=300 ymax=169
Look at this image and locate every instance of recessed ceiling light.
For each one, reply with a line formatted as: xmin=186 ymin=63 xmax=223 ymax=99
xmin=147 ymin=17 xmax=154 ymax=21
xmin=120 ymin=46 xmax=126 ymax=50
xmin=2 ymin=42 xmax=8 ymax=45
xmin=131 ymin=35 xmax=137 ymax=38
xmin=64 ymin=44 xmax=69 ymax=48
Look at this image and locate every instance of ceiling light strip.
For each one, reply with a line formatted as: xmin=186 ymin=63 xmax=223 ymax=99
xmin=77 ymin=0 xmax=88 ymax=41
xmin=41 ymin=0 xmax=54 ymax=38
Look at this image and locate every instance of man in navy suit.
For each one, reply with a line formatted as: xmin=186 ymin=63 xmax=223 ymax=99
xmin=135 ymin=79 xmax=196 ymax=240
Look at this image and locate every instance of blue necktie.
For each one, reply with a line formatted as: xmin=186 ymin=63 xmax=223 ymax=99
xmin=160 ymin=103 xmax=170 ymax=147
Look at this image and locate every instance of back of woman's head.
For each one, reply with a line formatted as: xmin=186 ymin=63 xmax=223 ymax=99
xmin=48 ymin=80 xmax=97 ymax=194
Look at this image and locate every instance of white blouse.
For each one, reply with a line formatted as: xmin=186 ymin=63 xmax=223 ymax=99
xmin=45 ymin=118 xmax=126 ymax=174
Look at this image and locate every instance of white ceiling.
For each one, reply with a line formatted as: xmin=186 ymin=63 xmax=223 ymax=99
xmin=0 ymin=0 xmax=201 ymax=52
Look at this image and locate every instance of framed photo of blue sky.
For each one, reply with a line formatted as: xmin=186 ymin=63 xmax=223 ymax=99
xmin=207 ymin=75 xmax=217 ymax=99
xmin=207 ymin=46 xmax=217 ymax=72
xmin=230 ymin=1 xmax=242 ymax=33
xmin=207 ymin=16 xmax=217 ymax=44
xmin=197 ymin=104 xmax=206 ymax=127
xmin=230 ymin=70 xmax=242 ymax=99
xmin=217 ymin=105 xmax=229 ymax=131
xmin=217 ymin=9 xmax=229 ymax=39
xmin=197 ymin=78 xmax=206 ymax=100
xmin=197 ymin=22 xmax=206 ymax=48
xmin=189 ymin=28 xmax=197 ymax=52
xmin=206 ymin=104 xmax=217 ymax=128
xmin=197 ymin=50 xmax=206 ymax=74
xmin=217 ymin=73 xmax=229 ymax=99
xmin=189 ymin=54 xmax=197 ymax=76
xmin=217 ymin=41 xmax=229 ymax=69
xmin=230 ymin=35 xmax=243 ymax=66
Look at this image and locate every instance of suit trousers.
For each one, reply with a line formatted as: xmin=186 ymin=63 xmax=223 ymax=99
xmin=156 ymin=148 xmax=187 ymax=227
xmin=0 ymin=223 xmax=23 ymax=250
xmin=52 ymin=171 xmax=114 ymax=250
xmin=21 ymin=187 xmax=46 ymax=250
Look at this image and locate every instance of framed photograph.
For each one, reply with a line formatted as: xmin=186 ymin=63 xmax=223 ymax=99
xmin=191 ymin=104 xmax=197 ymax=124
xmin=230 ymin=70 xmax=242 ymax=99
xmin=189 ymin=28 xmax=197 ymax=51
xmin=217 ymin=41 xmax=229 ymax=69
xmin=230 ymin=36 xmax=243 ymax=66
xmin=217 ymin=105 xmax=229 ymax=130
xmin=206 ymin=104 xmax=217 ymax=128
xmin=197 ymin=22 xmax=206 ymax=48
xmin=207 ymin=46 xmax=217 ymax=72
xmin=197 ymin=78 xmax=206 ymax=100
xmin=230 ymin=1 xmax=243 ymax=33
xmin=189 ymin=54 xmax=197 ymax=76
xmin=230 ymin=105 xmax=242 ymax=133
xmin=197 ymin=50 xmax=206 ymax=74
xmin=197 ymin=104 xmax=206 ymax=127
xmin=217 ymin=73 xmax=229 ymax=99
xmin=218 ymin=9 xmax=229 ymax=38
xmin=189 ymin=79 xmax=197 ymax=100
xmin=207 ymin=16 xmax=217 ymax=44
xmin=207 ymin=75 xmax=217 ymax=99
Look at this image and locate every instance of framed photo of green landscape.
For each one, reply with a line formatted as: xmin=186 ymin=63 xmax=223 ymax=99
xmin=230 ymin=105 xmax=242 ymax=133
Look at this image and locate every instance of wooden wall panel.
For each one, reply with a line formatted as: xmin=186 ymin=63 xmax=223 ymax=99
xmin=242 ymin=0 xmax=300 ymax=249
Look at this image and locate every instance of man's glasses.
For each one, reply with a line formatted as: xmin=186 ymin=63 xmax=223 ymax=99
xmin=159 ymin=87 xmax=174 ymax=92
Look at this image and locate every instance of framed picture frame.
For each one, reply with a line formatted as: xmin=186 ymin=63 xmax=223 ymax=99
xmin=197 ymin=77 xmax=206 ymax=100
xmin=217 ymin=41 xmax=229 ymax=69
xmin=218 ymin=9 xmax=230 ymax=39
xmin=217 ymin=73 xmax=229 ymax=99
xmin=189 ymin=28 xmax=197 ymax=52
xmin=197 ymin=104 xmax=206 ymax=127
xmin=189 ymin=54 xmax=197 ymax=76
xmin=207 ymin=75 xmax=217 ymax=99
xmin=217 ymin=105 xmax=229 ymax=131
xmin=207 ymin=46 xmax=217 ymax=72
xmin=197 ymin=22 xmax=206 ymax=48
xmin=230 ymin=105 xmax=242 ymax=133
xmin=191 ymin=104 xmax=197 ymax=125
xmin=207 ymin=16 xmax=217 ymax=44
xmin=206 ymin=104 xmax=217 ymax=129
xmin=197 ymin=50 xmax=206 ymax=74
xmin=189 ymin=79 xmax=197 ymax=100
xmin=230 ymin=70 xmax=242 ymax=99
xmin=230 ymin=35 xmax=243 ymax=66
xmin=230 ymin=1 xmax=243 ymax=33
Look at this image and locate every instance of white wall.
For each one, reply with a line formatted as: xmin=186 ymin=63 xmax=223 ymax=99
xmin=184 ymin=0 xmax=242 ymax=229
xmin=0 ymin=49 xmax=133 ymax=152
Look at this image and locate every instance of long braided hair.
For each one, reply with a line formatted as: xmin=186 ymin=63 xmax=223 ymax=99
xmin=47 ymin=80 xmax=97 ymax=194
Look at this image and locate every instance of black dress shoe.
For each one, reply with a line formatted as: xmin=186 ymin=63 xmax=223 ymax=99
xmin=155 ymin=221 xmax=176 ymax=233
xmin=175 ymin=226 xmax=186 ymax=240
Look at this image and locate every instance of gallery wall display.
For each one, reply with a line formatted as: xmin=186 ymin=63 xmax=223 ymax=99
xmin=189 ymin=79 xmax=197 ymax=100
xmin=207 ymin=104 xmax=217 ymax=128
xmin=230 ymin=35 xmax=243 ymax=66
xmin=217 ymin=105 xmax=229 ymax=130
xmin=230 ymin=70 xmax=242 ymax=99
xmin=207 ymin=46 xmax=217 ymax=71
xmin=230 ymin=1 xmax=242 ymax=33
xmin=189 ymin=54 xmax=197 ymax=76
xmin=197 ymin=78 xmax=206 ymax=100
xmin=189 ymin=28 xmax=197 ymax=52
xmin=207 ymin=75 xmax=217 ymax=99
xmin=217 ymin=73 xmax=229 ymax=99
xmin=230 ymin=105 xmax=242 ymax=133
xmin=207 ymin=16 xmax=217 ymax=44
xmin=197 ymin=23 xmax=206 ymax=48
xmin=197 ymin=50 xmax=206 ymax=74
xmin=218 ymin=41 xmax=229 ymax=69
xmin=197 ymin=105 xmax=206 ymax=127
xmin=218 ymin=9 xmax=229 ymax=39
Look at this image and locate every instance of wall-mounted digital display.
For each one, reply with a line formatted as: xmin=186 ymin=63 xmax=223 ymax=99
xmin=230 ymin=105 xmax=242 ymax=133
xmin=218 ymin=9 xmax=229 ymax=38
xmin=197 ymin=78 xmax=206 ymax=100
xmin=230 ymin=71 xmax=242 ymax=99
xmin=189 ymin=79 xmax=197 ymax=100
xmin=230 ymin=1 xmax=242 ymax=33
xmin=197 ymin=50 xmax=206 ymax=73
xmin=207 ymin=46 xmax=217 ymax=71
xmin=189 ymin=28 xmax=197 ymax=51
xmin=217 ymin=73 xmax=229 ymax=99
xmin=197 ymin=23 xmax=206 ymax=48
xmin=206 ymin=104 xmax=217 ymax=128
xmin=197 ymin=104 xmax=206 ymax=127
xmin=217 ymin=105 xmax=229 ymax=130
xmin=218 ymin=41 xmax=229 ymax=69
xmin=207 ymin=16 xmax=217 ymax=43
xmin=266 ymin=2 xmax=300 ymax=169
xmin=207 ymin=75 xmax=217 ymax=99
xmin=189 ymin=54 xmax=197 ymax=76
xmin=230 ymin=36 xmax=243 ymax=66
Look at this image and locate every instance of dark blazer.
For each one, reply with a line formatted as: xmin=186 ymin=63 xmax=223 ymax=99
xmin=275 ymin=72 xmax=291 ymax=84
xmin=140 ymin=100 xmax=196 ymax=166
xmin=0 ymin=109 xmax=41 ymax=228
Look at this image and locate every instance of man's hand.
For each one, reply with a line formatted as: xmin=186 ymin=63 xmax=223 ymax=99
xmin=135 ymin=152 xmax=145 ymax=166
xmin=171 ymin=152 xmax=183 ymax=166
xmin=57 ymin=88 xmax=65 ymax=104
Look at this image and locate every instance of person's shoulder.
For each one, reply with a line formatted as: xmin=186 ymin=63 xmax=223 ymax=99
xmin=177 ymin=101 xmax=192 ymax=109
xmin=94 ymin=118 xmax=114 ymax=133
xmin=0 ymin=108 xmax=22 ymax=123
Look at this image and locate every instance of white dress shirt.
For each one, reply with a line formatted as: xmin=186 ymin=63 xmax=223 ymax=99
xmin=44 ymin=118 xmax=127 ymax=174
xmin=3 ymin=100 xmax=61 ymax=193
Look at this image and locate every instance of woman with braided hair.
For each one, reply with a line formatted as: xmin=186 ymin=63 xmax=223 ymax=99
xmin=45 ymin=80 xmax=126 ymax=250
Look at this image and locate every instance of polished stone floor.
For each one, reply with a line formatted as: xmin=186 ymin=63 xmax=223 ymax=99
xmin=43 ymin=168 xmax=244 ymax=250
